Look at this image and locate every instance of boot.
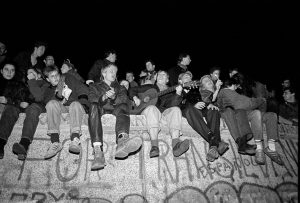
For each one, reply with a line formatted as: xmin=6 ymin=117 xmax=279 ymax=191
xmin=236 ymin=135 xmax=256 ymax=155
xmin=91 ymin=145 xmax=106 ymax=171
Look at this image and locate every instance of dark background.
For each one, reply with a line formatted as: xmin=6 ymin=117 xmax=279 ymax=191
xmin=2 ymin=1 xmax=297 ymax=93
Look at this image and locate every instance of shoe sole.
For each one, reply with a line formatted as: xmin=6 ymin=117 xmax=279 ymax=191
xmin=173 ymin=140 xmax=190 ymax=157
xmin=115 ymin=137 xmax=143 ymax=159
xmin=263 ymin=148 xmax=284 ymax=166
xmin=218 ymin=143 xmax=229 ymax=156
xmin=238 ymin=150 xmax=256 ymax=156
xmin=12 ymin=143 xmax=27 ymax=160
xmin=44 ymin=147 xmax=63 ymax=160
xmin=69 ymin=146 xmax=81 ymax=154
xmin=91 ymin=163 xmax=106 ymax=171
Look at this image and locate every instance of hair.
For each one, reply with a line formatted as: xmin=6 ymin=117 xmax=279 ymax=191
xmin=43 ymin=65 xmax=59 ymax=78
xmin=178 ymin=53 xmax=189 ymax=63
xmin=223 ymin=77 xmax=239 ymax=88
xmin=209 ymin=66 xmax=222 ymax=74
xmin=126 ymin=71 xmax=134 ymax=75
xmin=229 ymin=67 xmax=239 ymax=73
xmin=63 ymin=59 xmax=74 ymax=69
xmin=283 ymin=86 xmax=296 ymax=95
xmin=145 ymin=59 xmax=155 ymax=65
xmin=178 ymin=71 xmax=193 ymax=81
xmin=104 ymin=49 xmax=116 ymax=58
xmin=1 ymin=61 xmax=16 ymax=70
xmin=34 ymin=40 xmax=48 ymax=48
xmin=157 ymin=70 xmax=169 ymax=78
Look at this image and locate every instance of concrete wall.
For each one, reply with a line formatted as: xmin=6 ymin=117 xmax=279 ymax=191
xmin=0 ymin=113 xmax=298 ymax=203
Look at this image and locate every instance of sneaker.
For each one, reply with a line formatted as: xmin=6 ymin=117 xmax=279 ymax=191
xmin=263 ymin=147 xmax=284 ymax=166
xmin=44 ymin=142 xmax=63 ymax=159
xmin=149 ymin=146 xmax=159 ymax=158
xmin=91 ymin=145 xmax=106 ymax=171
xmin=206 ymin=146 xmax=219 ymax=162
xmin=12 ymin=143 xmax=27 ymax=160
xmin=217 ymin=140 xmax=229 ymax=156
xmin=69 ymin=137 xmax=81 ymax=154
xmin=173 ymin=139 xmax=190 ymax=157
xmin=255 ymin=150 xmax=266 ymax=165
xmin=115 ymin=136 xmax=142 ymax=159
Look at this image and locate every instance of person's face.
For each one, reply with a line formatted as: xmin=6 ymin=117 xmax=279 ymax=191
xmin=102 ymin=65 xmax=118 ymax=82
xmin=180 ymin=73 xmax=192 ymax=84
xmin=61 ymin=64 xmax=71 ymax=74
xmin=36 ymin=45 xmax=46 ymax=57
xmin=182 ymin=55 xmax=191 ymax=65
xmin=1 ymin=64 xmax=15 ymax=80
xmin=46 ymin=70 xmax=60 ymax=86
xmin=0 ymin=43 xmax=7 ymax=56
xmin=146 ymin=62 xmax=155 ymax=71
xmin=156 ymin=71 xmax=168 ymax=85
xmin=282 ymin=80 xmax=290 ymax=88
xmin=283 ymin=89 xmax=294 ymax=102
xmin=126 ymin=73 xmax=134 ymax=82
xmin=211 ymin=70 xmax=220 ymax=81
xmin=108 ymin=53 xmax=117 ymax=63
xmin=202 ymin=77 xmax=214 ymax=92
xmin=45 ymin=56 xmax=55 ymax=66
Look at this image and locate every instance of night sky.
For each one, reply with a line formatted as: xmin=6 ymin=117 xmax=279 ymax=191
xmin=2 ymin=1 xmax=297 ymax=92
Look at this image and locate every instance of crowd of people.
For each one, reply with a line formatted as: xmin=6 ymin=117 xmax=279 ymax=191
xmin=0 ymin=40 xmax=298 ymax=171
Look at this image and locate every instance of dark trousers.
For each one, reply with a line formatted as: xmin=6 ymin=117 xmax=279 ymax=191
xmin=88 ymin=103 xmax=130 ymax=145
xmin=0 ymin=104 xmax=21 ymax=141
xmin=0 ymin=103 xmax=45 ymax=142
xmin=22 ymin=103 xmax=45 ymax=141
xmin=182 ymin=104 xmax=221 ymax=147
xmin=221 ymin=108 xmax=252 ymax=141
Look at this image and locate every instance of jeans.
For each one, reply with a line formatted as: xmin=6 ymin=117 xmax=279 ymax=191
xmin=221 ymin=108 xmax=253 ymax=141
xmin=262 ymin=112 xmax=278 ymax=141
xmin=46 ymin=100 xmax=85 ymax=135
xmin=141 ymin=105 xmax=182 ymax=133
xmin=88 ymin=103 xmax=130 ymax=145
xmin=247 ymin=110 xmax=263 ymax=141
xmin=182 ymin=104 xmax=220 ymax=147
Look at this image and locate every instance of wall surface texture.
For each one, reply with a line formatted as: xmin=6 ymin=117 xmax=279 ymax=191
xmin=0 ymin=113 xmax=298 ymax=203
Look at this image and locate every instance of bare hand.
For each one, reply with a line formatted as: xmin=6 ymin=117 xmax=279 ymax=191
xmin=27 ymin=69 xmax=38 ymax=80
xmin=133 ymin=96 xmax=141 ymax=107
xmin=216 ymin=79 xmax=223 ymax=89
xmin=175 ymin=85 xmax=183 ymax=95
xmin=194 ymin=102 xmax=206 ymax=110
xmin=207 ymin=104 xmax=219 ymax=111
xmin=20 ymin=102 xmax=29 ymax=108
xmin=106 ymin=89 xmax=116 ymax=99
xmin=0 ymin=96 xmax=7 ymax=104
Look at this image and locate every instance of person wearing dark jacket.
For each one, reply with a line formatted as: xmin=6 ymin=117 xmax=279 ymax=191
xmin=61 ymin=59 xmax=85 ymax=84
xmin=38 ymin=65 xmax=90 ymax=160
xmin=167 ymin=53 xmax=191 ymax=86
xmin=217 ymin=77 xmax=284 ymax=166
xmin=10 ymin=68 xmax=49 ymax=160
xmin=88 ymin=63 xmax=142 ymax=171
xmin=86 ymin=50 xmax=117 ymax=85
xmin=0 ymin=62 xmax=32 ymax=159
xmin=13 ymin=41 xmax=47 ymax=83
xmin=128 ymin=70 xmax=190 ymax=159
xmin=175 ymin=71 xmax=229 ymax=162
